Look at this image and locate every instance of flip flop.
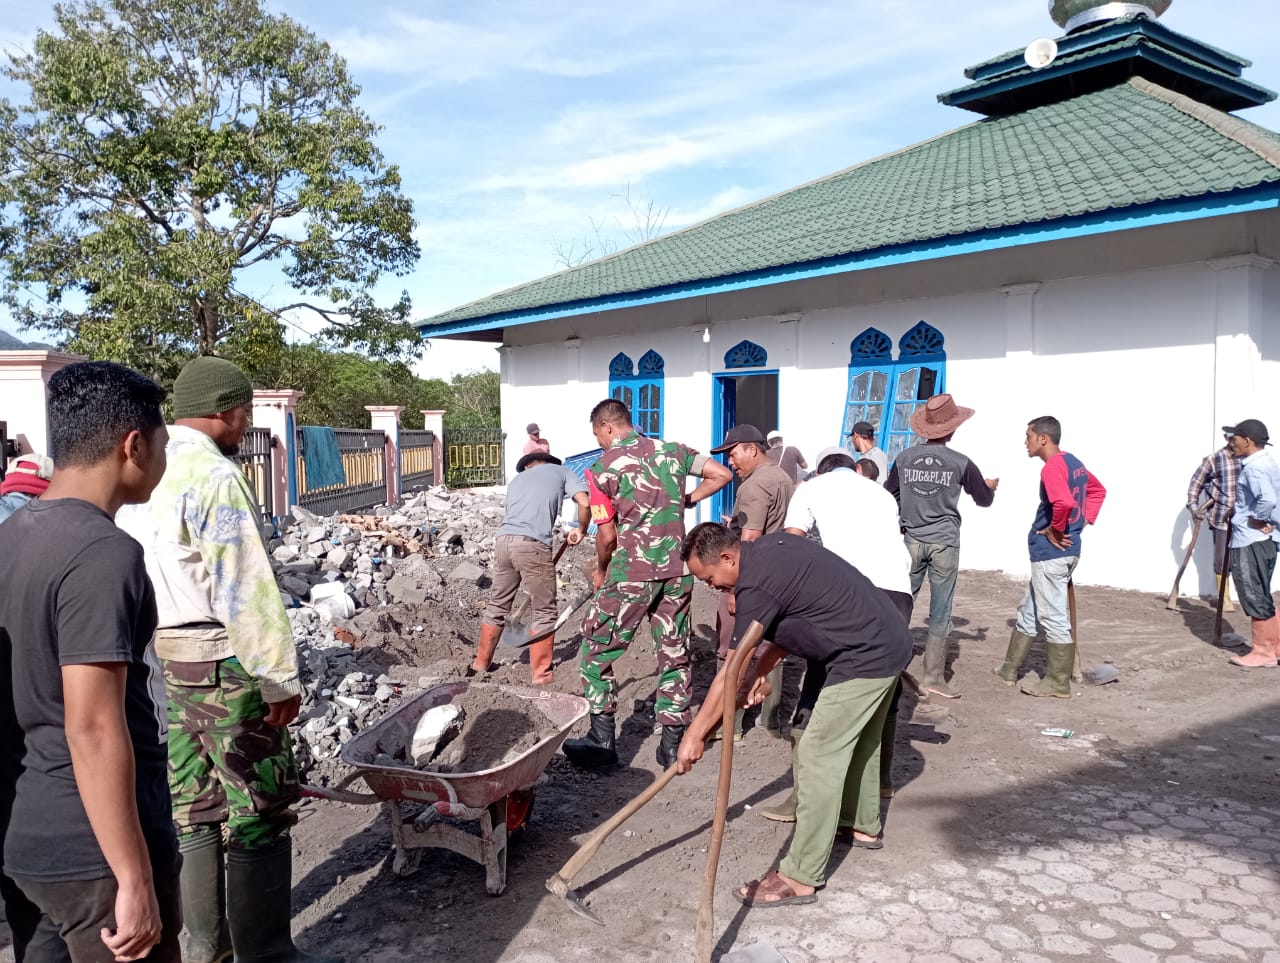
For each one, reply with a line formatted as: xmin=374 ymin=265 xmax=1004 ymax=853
xmin=733 ymin=870 xmax=818 ymax=908
xmin=835 ymin=827 xmax=884 ymax=849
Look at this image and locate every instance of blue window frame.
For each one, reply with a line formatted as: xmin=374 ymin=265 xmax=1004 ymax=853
xmin=841 ymin=322 xmax=946 ymax=465
xmin=608 ymin=349 xmax=664 ymax=437
xmin=724 ymin=339 xmax=767 ymax=369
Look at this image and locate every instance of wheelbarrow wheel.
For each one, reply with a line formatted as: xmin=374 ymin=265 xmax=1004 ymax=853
xmin=506 ymin=788 xmax=536 ymax=835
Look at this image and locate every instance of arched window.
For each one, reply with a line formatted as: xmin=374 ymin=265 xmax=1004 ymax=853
xmin=723 ymin=340 xmax=767 ymax=369
xmin=607 ymin=349 xmax=664 ymax=437
xmin=841 ymin=322 xmax=946 ymax=465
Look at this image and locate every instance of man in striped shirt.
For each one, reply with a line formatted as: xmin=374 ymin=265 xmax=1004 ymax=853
xmin=1186 ymin=433 xmax=1240 ymax=610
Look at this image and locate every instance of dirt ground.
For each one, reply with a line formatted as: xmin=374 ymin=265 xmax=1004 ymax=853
xmin=5 ymin=570 xmax=1280 ymax=962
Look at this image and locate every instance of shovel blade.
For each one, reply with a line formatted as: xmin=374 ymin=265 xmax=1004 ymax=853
xmin=722 ymin=944 xmax=789 ymax=963
xmin=1082 ymin=663 xmax=1120 ymax=685
xmin=500 ymin=621 xmax=531 ymax=647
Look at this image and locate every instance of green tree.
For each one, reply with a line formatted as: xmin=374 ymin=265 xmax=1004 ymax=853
xmin=445 ymin=369 xmax=500 ymax=429
xmin=0 ymin=0 xmax=420 ymax=385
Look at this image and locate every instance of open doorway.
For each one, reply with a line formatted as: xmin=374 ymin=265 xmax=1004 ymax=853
xmin=710 ymin=370 xmax=778 ymax=521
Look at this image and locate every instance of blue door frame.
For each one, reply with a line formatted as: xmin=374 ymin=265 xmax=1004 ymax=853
xmin=709 ymin=369 xmax=779 ymax=522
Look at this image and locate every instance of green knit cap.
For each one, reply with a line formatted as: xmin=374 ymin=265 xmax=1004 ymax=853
xmin=173 ymin=356 xmax=253 ymax=420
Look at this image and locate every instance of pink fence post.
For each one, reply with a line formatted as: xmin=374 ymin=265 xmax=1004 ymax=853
xmin=252 ymin=389 xmax=304 ymax=517
xmin=366 ymin=405 xmax=404 ymax=504
xmin=0 ymin=350 xmax=87 ymax=457
xmin=421 ymin=409 xmax=445 ymax=487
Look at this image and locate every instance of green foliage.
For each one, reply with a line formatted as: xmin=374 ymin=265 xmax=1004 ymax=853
xmin=0 ymin=0 xmax=420 ymax=376
xmin=444 ymin=370 xmax=501 ymax=429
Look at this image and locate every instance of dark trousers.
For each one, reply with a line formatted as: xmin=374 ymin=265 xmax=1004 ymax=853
xmin=2 ymin=869 xmax=68 ymax=962
xmin=1230 ymin=538 xmax=1278 ymax=620
xmin=12 ymin=840 xmax=181 ymax=963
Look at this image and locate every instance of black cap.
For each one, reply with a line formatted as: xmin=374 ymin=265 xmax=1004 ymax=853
xmin=847 ymin=421 xmax=875 ymax=438
xmin=1223 ymin=420 xmax=1271 ymax=447
xmin=710 ymin=424 xmax=768 ymax=454
xmin=526 ymin=423 xmax=540 ymax=435
xmin=516 ymin=452 xmax=562 ymax=473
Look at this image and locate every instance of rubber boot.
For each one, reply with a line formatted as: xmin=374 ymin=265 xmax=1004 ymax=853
xmin=527 ymin=632 xmax=554 ymax=685
xmin=994 ymin=629 xmax=1034 ymax=686
xmin=758 ymin=731 xmax=801 ymax=822
xmin=921 ymin=634 xmax=960 ymax=699
xmin=226 ymin=838 xmax=343 ymax=963
xmin=561 ymin=712 xmax=618 ymax=768
xmin=1230 ymin=616 xmax=1280 ymax=668
xmin=656 ymin=724 xmax=685 ymax=768
xmin=760 ymin=662 xmax=784 ymax=735
xmin=468 ymin=623 xmax=501 ymax=675
xmin=178 ymin=829 xmax=231 ymax=963
xmin=1217 ymin=575 xmax=1236 ymax=613
xmin=879 ymin=710 xmax=897 ymax=799
xmin=1021 ymin=642 xmax=1075 ymax=698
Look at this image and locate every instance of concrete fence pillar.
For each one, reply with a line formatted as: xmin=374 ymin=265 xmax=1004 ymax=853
xmin=421 ymin=409 xmax=445 ymax=486
xmin=366 ymin=405 xmax=404 ymax=504
xmin=0 ymin=350 xmax=87 ymax=459
xmin=252 ymin=389 xmax=304 ymax=516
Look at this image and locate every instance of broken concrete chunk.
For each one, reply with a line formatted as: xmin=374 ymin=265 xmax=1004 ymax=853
xmin=448 ymin=560 xmax=485 ymax=585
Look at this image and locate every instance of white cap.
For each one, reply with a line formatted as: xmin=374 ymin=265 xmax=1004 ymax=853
xmin=815 ymin=446 xmax=848 ymax=465
xmin=766 ymin=430 xmax=782 ymax=441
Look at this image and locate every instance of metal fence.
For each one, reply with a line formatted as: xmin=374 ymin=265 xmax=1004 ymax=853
xmin=445 ymin=428 xmax=505 ymax=487
xmin=233 ymin=427 xmax=275 ymax=523
xmin=295 ymin=428 xmax=387 ymax=516
xmin=399 ymin=429 xmax=436 ymax=492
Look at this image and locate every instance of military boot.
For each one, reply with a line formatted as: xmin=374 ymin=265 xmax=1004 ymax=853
xmin=226 ymin=837 xmax=343 ymax=963
xmin=562 ymin=712 xmax=618 ymax=768
xmin=1021 ymin=642 xmax=1075 ymax=698
xmin=994 ymin=629 xmax=1034 ymax=685
xmin=656 ymin=724 xmax=685 ymax=769
xmin=921 ymin=634 xmax=960 ymax=699
xmin=178 ymin=829 xmax=231 ymax=963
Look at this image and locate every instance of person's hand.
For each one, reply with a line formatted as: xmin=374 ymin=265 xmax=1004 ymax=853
xmin=1038 ymin=526 xmax=1072 ymax=550
xmin=592 ymin=567 xmax=606 ymax=591
xmin=101 ymin=878 xmax=161 ymax=961
xmin=675 ymin=729 xmax=704 ymax=774
xmin=683 ymin=493 xmax=695 ymax=509
xmin=1248 ymin=517 xmax=1276 ymax=534
xmin=565 ymin=528 xmax=584 ymax=546
xmin=744 ymin=675 xmax=772 ymax=708
xmin=986 ymin=477 xmax=1000 ymax=490
xmin=264 ymin=695 xmax=301 ymax=727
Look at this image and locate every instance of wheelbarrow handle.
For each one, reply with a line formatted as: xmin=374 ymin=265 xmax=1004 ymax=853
xmin=300 ymin=769 xmax=381 ymax=805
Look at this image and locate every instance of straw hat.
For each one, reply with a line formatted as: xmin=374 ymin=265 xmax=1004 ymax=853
xmin=909 ymin=394 xmax=975 ymax=440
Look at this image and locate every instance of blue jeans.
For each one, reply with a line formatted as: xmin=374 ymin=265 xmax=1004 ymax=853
xmin=905 ymin=535 xmax=958 ymax=639
xmin=1015 ymin=556 xmax=1079 ymax=645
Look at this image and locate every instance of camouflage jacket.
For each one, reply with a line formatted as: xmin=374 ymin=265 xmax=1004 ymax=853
xmin=592 ymin=431 xmax=704 ymax=583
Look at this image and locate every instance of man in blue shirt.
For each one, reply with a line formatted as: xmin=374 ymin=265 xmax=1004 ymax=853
xmin=1224 ymin=419 xmax=1280 ymax=668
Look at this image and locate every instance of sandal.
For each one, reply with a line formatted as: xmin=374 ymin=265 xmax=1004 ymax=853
xmin=835 ymin=827 xmax=883 ymax=850
xmin=733 ymin=870 xmax=818 ymax=908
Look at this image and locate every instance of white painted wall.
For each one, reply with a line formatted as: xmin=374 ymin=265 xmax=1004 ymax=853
xmin=489 ymin=226 xmax=1280 ymax=596
xmin=0 ymin=351 xmax=86 ymax=458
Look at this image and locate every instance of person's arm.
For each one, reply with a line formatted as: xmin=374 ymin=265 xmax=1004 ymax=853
xmin=794 ymin=448 xmax=808 ymax=470
xmin=1249 ymin=464 xmax=1278 ymax=528
xmin=677 ymin=641 xmax=784 ymax=773
xmin=961 ymin=458 xmax=997 ymax=507
xmin=685 ymin=454 xmax=732 ymax=507
xmin=63 ymin=663 xmax=162 ymax=960
xmin=1215 ymin=450 xmax=1238 ymax=527
xmin=782 ymin=484 xmax=814 ymax=536
xmin=884 ymin=463 xmax=901 ymax=500
xmin=594 ymin=520 xmax=617 ymax=588
xmin=1084 ymin=470 xmax=1107 ymax=526
xmin=1187 ymin=457 xmax=1211 ymax=515
xmin=199 ymin=474 xmax=302 ymax=719
xmin=567 ymin=491 xmax=590 ymax=546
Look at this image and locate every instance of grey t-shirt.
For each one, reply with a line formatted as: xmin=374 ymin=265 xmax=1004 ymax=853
xmin=857 ymin=446 xmax=888 ymax=486
xmin=885 ymin=444 xmax=994 ymax=547
xmin=498 ymin=464 xmax=587 ymax=544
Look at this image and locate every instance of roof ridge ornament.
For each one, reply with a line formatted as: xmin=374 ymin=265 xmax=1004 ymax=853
xmin=1050 ymin=1 xmax=1171 ymax=34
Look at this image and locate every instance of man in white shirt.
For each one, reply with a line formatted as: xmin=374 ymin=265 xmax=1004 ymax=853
xmin=758 ymin=446 xmax=912 ymax=824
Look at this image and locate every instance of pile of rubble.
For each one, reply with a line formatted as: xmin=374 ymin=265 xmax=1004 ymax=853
xmin=269 ymin=485 xmax=593 ymax=786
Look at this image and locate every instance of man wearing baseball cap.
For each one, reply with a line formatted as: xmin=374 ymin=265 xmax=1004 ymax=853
xmin=1221 ymin=419 xmax=1280 ymax=668
xmin=523 ymin=422 xmax=551 ymax=457
xmin=885 ymin=394 xmax=998 ymax=700
xmin=846 ymin=421 xmax=887 ymax=486
xmin=118 ymin=357 xmax=339 ymax=963
xmin=0 ymin=453 xmax=53 ymax=524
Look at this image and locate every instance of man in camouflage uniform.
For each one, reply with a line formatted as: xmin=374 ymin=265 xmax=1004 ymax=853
xmin=562 ymin=399 xmax=732 ymax=769
xmin=118 ymin=357 xmax=340 ymax=963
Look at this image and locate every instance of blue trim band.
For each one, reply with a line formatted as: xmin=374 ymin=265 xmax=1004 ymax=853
xmin=419 ymin=185 xmax=1280 ymax=338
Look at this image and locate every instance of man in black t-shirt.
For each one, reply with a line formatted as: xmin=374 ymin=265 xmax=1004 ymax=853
xmin=678 ymin=524 xmax=912 ymax=908
xmin=0 ymin=362 xmax=179 ymax=963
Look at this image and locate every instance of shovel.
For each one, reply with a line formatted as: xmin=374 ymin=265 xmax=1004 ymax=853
xmin=1068 ymin=580 xmax=1119 ymax=686
xmin=1167 ymin=500 xmax=1212 ymax=610
xmin=500 ymin=540 xmax=571 ymax=646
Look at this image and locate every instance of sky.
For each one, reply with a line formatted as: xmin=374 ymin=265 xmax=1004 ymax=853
xmin=2 ymin=0 xmax=1280 ymax=380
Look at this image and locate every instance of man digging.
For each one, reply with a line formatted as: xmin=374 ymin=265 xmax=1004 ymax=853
xmin=468 ymin=451 xmax=590 ymax=683
xmin=677 ymin=524 xmax=911 ymax=906
xmin=561 ymin=399 xmax=731 ymax=770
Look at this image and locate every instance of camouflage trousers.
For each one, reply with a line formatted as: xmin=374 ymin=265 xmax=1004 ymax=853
xmin=579 ymin=576 xmax=693 ymax=726
xmin=163 ymin=656 xmax=299 ymax=851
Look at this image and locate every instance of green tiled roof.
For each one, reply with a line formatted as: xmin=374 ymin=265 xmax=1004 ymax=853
xmin=422 ymin=79 xmax=1280 ymax=331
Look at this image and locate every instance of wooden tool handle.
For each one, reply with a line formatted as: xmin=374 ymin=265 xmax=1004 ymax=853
xmin=552 ymin=539 xmax=571 ymax=566
xmin=550 ymin=764 xmax=679 ymax=890
xmin=1068 ymin=579 xmax=1083 ymax=681
xmin=694 ymin=620 xmax=766 ymax=963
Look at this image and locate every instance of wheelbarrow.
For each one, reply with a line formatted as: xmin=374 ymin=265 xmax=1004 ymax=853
xmin=302 ymin=681 xmax=589 ymax=895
